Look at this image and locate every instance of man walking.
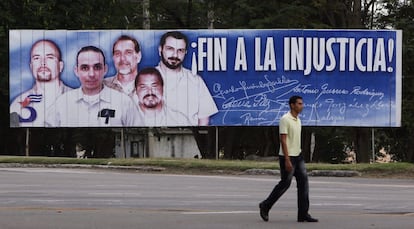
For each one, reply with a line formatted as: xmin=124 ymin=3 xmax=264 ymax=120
xmin=259 ymin=95 xmax=318 ymax=223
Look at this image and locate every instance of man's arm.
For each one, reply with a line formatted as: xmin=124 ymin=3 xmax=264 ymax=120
xmin=197 ymin=76 xmax=218 ymax=121
xmin=280 ymin=134 xmax=293 ymax=173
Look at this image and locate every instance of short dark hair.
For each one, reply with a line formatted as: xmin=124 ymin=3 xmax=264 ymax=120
xmin=159 ymin=31 xmax=188 ymax=48
xmin=31 ymin=39 xmax=62 ymax=61
xmin=76 ymin=46 xmax=106 ymax=66
xmin=113 ymin=35 xmax=141 ymax=54
xmin=135 ymin=67 xmax=164 ymax=88
xmin=289 ymin=95 xmax=303 ymax=106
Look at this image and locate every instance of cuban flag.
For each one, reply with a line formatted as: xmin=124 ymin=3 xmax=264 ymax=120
xmin=19 ymin=94 xmax=42 ymax=107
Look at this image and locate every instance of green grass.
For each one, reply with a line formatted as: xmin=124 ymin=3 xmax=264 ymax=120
xmin=0 ymin=156 xmax=413 ymax=177
xmin=0 ymin=156 xmax=278 ymax=170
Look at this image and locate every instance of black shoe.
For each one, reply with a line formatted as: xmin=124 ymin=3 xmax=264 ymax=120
xmin=259 ymin=203 xmax=269 ymax=222
xmin=298 ymin=214 xmax=318 ymax=222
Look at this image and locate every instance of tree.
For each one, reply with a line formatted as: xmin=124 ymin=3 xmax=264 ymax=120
xmin=374 ymin=0 xmax=414 ymax=162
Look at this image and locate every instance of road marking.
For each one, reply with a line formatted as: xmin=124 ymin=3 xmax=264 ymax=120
xmin=2 ymin=168 xmax=413 ymax=189
xmin=94 ymin=184 xmax=138 ymax=188
xmin=312 ymin=195 xmax=367 ymax=200
xmin=311 ymin=180 xmax=414 ymax=189
xmin=92 ymin=192 xmax=142 ymax=196
xmin=131 ymin=173 xmax=414 ymax=188
xmin=313 ymin=203 xmax=363 ymax=206
xmin=0 ymin=206 xmax=99 ymax=211
xmin=181 ymin=210 xmax=257 ymax=215
xmin=0 ymin=168 xmax=99 ymax=174
xmin=312 ymin=195 xmax=340 ymax=199
xmin=194 ymin=194 xmax=249 ymax=197
xmin=139 ymin=173 xmax=277 ymax=182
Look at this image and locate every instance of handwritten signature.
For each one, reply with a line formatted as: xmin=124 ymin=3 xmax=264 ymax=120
xmin=211 ymin=74 xmax=390 ymax=125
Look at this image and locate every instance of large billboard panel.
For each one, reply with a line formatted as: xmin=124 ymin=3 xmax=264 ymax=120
xmin=9 ymin=29 xmax=402 ymax=127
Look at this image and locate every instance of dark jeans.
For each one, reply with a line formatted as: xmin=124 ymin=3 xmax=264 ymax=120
xmin=261 ymin=154 xmax=310 ymax=219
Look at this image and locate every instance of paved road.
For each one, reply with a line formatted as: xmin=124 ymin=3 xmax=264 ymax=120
xmin=0 ymin=167 xmax=413 ymax=229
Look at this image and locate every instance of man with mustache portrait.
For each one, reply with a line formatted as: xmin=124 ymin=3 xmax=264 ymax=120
xmin=133 ymin=67 xmax=190 ymax=126
xmin=104 ymin=35 xmax=142 ymax=97
xmin=10 ymin=39 xmax=72 ymax=127
xmin=156 ymin=31 xmax=218 ymax=126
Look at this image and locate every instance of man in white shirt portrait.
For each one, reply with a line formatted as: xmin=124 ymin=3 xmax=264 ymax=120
xmin=133 ymin=67 xmax=190 ymax=126
xmin=156 ymin=31 xmax=218 ymax=126
xmin=104 ymin=35 xmax=142 ymax=96
xmin=46 ymin=46 xmax=142 ymax=127
xmin=10 ymin=39 xmax=71 ymax=127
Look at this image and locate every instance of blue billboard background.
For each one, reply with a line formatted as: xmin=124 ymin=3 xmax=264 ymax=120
xmin=9 ymin=29 xmax=402 ymax=127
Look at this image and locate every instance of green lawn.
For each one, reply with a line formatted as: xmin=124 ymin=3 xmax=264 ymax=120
xmin=0 ymin=156 xmax=413 ymax=178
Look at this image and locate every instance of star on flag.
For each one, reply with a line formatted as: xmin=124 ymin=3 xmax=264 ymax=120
xmin=19 ymin=94 xmax=42 ymax=107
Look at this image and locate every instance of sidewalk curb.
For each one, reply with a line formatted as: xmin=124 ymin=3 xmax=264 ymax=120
xmin=308 ymin=170 xmax=362 ymax=177
xmin=243 ymin=169 xmax=280 ymax=175
xmin=0 ymin=163 xmax=166 ymax=172
xmin=0 ymin=163 xmax=361 ymax=177
xmin=244 ymin=168 xmax=362 ymax=177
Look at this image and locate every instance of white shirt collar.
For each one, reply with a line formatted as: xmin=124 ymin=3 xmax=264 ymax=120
xmin=75 ymin=85 xmax=112 ymax=104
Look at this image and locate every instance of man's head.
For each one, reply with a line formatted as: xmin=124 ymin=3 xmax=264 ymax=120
xmin=30 ymin=40 xmax=64 ymax=82
xmin=159 ymin=31 xmax=188 ymax=70
xmin=74 ymin=46 xmax=108 ymax=94
xmin=135 ymin=67 xmax=164 ymax=110
xmin=112 ymin=35 xmax=142 ymax=76
xmin=289 ymin=95 xmax=304 ymax=114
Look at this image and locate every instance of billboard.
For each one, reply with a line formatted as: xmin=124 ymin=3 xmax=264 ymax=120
xmin=9 ymin=29 xmax=402 ymax=127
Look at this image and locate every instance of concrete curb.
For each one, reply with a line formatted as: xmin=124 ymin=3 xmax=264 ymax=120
xmin=244 ymin=168 xmax=362 ymax=177
xmin=243 ymin=169 xmax=280 ymax=175
xmin=0 ymin=163 xmax=166 ymax=172
xmin=308 ymin=170 xmax=362 ymax=177
xmin=0 ymin=164 xmax=361 ymax=177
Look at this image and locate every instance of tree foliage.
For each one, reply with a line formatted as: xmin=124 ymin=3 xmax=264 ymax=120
xmin=374 ymin=0 xmax=414 ymax=162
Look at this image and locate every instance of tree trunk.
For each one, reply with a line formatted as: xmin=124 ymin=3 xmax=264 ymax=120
xmin=207 ymin=0 xmax=214 ymax=29
xmin=349 ymin=1 xmax=371 ymax=163
xmin=408 ymin=133 xmax=414 ymax=163
xmin=206 ymin=126 xmax=216 ymax=159
xmin=142 ymin=0 xmax=150 ymax=29
xmin=351 ymin=0 xmax=362 ymax=28
xmin=302 ymin=127 xmax=312 ymax=162
xmin=355 ymin=127 xmax=371 ymax=163
xmin=223 ymin=127 xmax=237 ymax=159
xmin=191 ymin=127 xmax=207 ymax=158
xmin=186 ymin=0 xmax=193 ymax=28
xmin=262 ymin=127 xmax=277 ymax=157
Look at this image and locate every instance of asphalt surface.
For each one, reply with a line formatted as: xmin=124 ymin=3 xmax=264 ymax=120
xmin=0 ymin=167 xmax=413 ymax=229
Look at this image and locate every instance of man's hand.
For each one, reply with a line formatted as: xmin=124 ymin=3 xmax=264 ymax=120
xmin=280 ymin=134 xmax=293 ymax=173
xmin=285 ymin=158 xmax=293 ymax=173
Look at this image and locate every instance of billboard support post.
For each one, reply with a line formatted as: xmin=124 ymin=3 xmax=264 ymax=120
xmin=215 ymin=126 xmax=219 ymax=160
xmin=371 ymin=128 xmax=375 ymax=163
xmin=121 ymin=128 xmax=126 ymax=158
xmin=25 ymin=128 xmax=29 ymax=157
